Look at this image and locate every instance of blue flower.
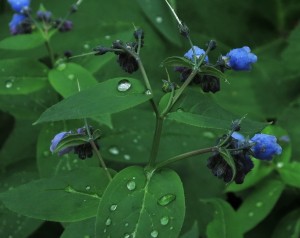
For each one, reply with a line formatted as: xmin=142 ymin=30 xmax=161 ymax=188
xmin=7 ymin=0 xmax=31 ymax=13
xmin=50 ymin=131 xmax=73 ymax=156
xmin=232 ymin=132 xmax=245 ymax=141
xmin=250 ymin=134 xmax=282 ymax=161
xmin=184 ymin=46 xmax=209 ymax=63
xmin=9 ymin=13 xmax=26 ymax=35
xmin=225 ymin=46 xmax=257 ymax=71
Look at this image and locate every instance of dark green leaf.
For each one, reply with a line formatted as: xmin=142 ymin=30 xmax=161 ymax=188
xmin=0 ymin=33 xmax=45 ymax=50
xmin=35 ymin=77 xmax=152 ymax=124
xmin=200 ymin=65 xmax=228 ymax=82
xmin=277 ymin=162 xmax=300 ymax=188
xmin=0 ymin=167 xmax=112 ymax=222
xmin=180 ymin=221 xmax=199 ymax=238
xmin=0 ymin=58 xmax=48 ymax=95
xmin=95 ymin=166 xmax=185 ymax=238
xmin=48 ymin=63 xmax=98 ymax=98
xmin=61 ymin=218 xmax=95 ymax=238
xmin=161 ymin=56 xmax=194 ymax=68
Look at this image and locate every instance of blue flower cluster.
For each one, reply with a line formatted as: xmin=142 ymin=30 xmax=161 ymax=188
xmin=224 ymin=46 xmax=257 ymax=71
xmin=184 ymin=46 xmax=209 ymax=63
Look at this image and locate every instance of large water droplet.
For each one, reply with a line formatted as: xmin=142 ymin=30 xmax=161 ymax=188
xmin=5 ymin=80 xmax=13 ymax=88
xmin=105 ymin=217 xmax=112 ymax=226
xmin=126 ymin=181 xmax=136 ymax=191
xmin=109 ymin=146 xmax=119 ymax=155
xmin=156 ymin=16 xmax=163 ymax=23
xmin=150 ymin=230 xmax=159 ymax=238
xmin=158 ymin=194 xmax=176 ymax=206
xmin=57 ymin=63 xmax=66 ymax=71
xmin=124 ymin=154 xmax=131 ymax=160
xmin=160 ymin=216 xmax=169 ymax=226
xmin=117 ymin=79 xmax=131 ymax=92
xmin=256 ymin=202 xmax=263 ymax=207
xmin=110 ymin=204 xmax=118 ymax=211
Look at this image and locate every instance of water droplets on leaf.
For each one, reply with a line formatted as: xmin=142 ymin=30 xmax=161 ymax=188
xmin=124 ymin=234 xmax=131 ymax=238
xmin=150 ymin=230 xmax=159 ymax=238
xmin=105 ymin=217 xmax=112 ymax=226
xmin=256 ymin=201 xmax=263 ymax=207
xmin=155 ymin=16 xmax=163 ymax=23
xmin=126 ymin=181 xmax=136 ymax=191
xmin=160 ymin=216 xmax=169 ymax=226
xmin=83 ymin=44 xmax=90 ymax=49
xmin=117 ymin=79 xmax=132 ymax=92
xmin=68 ymin=74 xmax=75 ymax=80
xmin=145 ymin=89 xmax=152 ymax=95
xmin=110 ymin=204 xmax=118 ymax=211
xmin=248 ymin=212 xmax=254 ymax=217
xmin=105 ymin=35 xmax=111 ymax=40
xmin=85 ymin=185 xmax=91 ymax=191
xmin=57 ymin=63 xmax=66 ymax=71
xmin=124 ymin=154 xmax=131 ymax=160
xmin=276 ymin=162 xmax=284 ymax=168
xmin=158 ymin=194 xmax=176 ymax=206
xmin=109 ymin=146 xmax=120 ymax=155
xmin=5 ymin=79 xmax=13 ymax=89
xmin=203 ymin=131 xmax=215 ymax=139
xmin=125 ymin=222 xmax=129 ymax=227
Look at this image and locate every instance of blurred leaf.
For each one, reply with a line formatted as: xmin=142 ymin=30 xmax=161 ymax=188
xmin=277 ymin=162 xmax=300 ymax=188
xmin=49 ymin=63 xmax=98 ymax=98
xmin=137 ymin=0 xmax=181 ymax=46
xmin=0 ymin=167 xmax=112 ymax=222
xmin=0 ymin=33 xmax=45 ymax=50
xmin=95 ymin=166 xmax=185 ymax=238
xmin=203 ymin=199 xmax=243 ymax=238
xmin=201 ymin=65 xmax=228 ymax=83
xmin=180 ymin=221 xmax=199 ymax=238
xmin=161 ymin=56 xmax=193 ymax=68
xmin=35 ymin=77 xmax=152 ymax=124
xmin=236 ymin=179 xmax=285 ymax=233
xmin=0 ymin=58 xmax=48 ymax=95
xmin=61 ymin=218 xmax=95 ymax=238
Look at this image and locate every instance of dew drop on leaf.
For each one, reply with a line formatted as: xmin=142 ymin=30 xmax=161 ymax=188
xmin=150 ymin=230 xmax=159 ymax=238
xmin=117 ymin=79 xmax=132 ymax=92
xmin=256 ymin=201 xmax=263 ymax=207
xmin=125 ymin=222 xmax=129 ymax=227
xmin=126 ymin=181 xmax=136 ymax=191
xmin=105 ymin=217 xmax=112 ymax=226
xmin=123 ymin=234 xmax=131 ymax=238
xmin=110 ymin=204 xmax=118 ymax=211
xmin=5 ymin=80 xmax=13 ymax=88
xmin=68 ymin=74 xmax=75 ymax=80
xmin=160 ymin=216 xmax=169 ymax=226
xmin=145 ymin=89 xmax=152 ymax=95
xmin=109 ymin=146 xmax=120 ymax=155
xmin=156 ymin=16 xmax=163 ymax=23
xmin=105 ymin=35 xmax=111 ymax=40
xmin=83 ymin=44 xmax=90 ymax=49
xmin=85 ymin=185 xmax=91 ymax=191
xmin=248 ymin=212 xmax=254 ymax=217
xmin=57 ymin=63 xmax=66 ymax=71
xmin=158 ymin=194 xmax=176 ymax=206
xmin=124 ymin=154 xmax=131 ymax=160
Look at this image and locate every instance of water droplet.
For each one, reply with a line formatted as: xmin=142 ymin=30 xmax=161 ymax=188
xmin=57 ymin=63 xmax=66 ymax=71
xmin=117 ymin=79 xmax=131 ymax=92
xmin=248 ymin=212 xmax=254 ymax=217
xmin=133 ymin=138 xmax=138 ymax=143
xmin=83 ymin=44 xmax=90 ymax=49
xmin=203 ymin=131 xmax=215 ymax=139
xmin=158 ymin=194 xmax=176 ymax=206
xmin=109 ymin=146 xmax=119 ymax=155
xmin=124 ymin=154 xmax=131 ymax=160
xmin=125 ymin=222 xmax=129 ymax=227
xmin=145 ymin=89 xmax=152 ymax=95
xmin=5 ymin=80 xmax=13 ymax=88
xmin=105 ymin=35 xmax=111 ymax=40
xmin=124 ymin=234 xmax=131 ymax=238
xmin=170 ymin=226 xmax=174 ymax=230
xmin=105 ymin=217 xmax=112 ymax=226
xmin=110 ymin=204 xmax=118 ymax=211
xmin=276 ymin=162 xmax=284 ymax=168
xmin=126 ymin=181 xmax=136 ymax=191
xmin=156 ymin=16 xmax=163 ymax=23
xmin=256 ymin=202 xmax=263 ymax=207
xmin=150 ymin=230 xmax=158 ymax=238
xmin=43 ymin=151 xmax=50 ymax=157
xmin=68 ymin=74 xmax=75 ymax=80
xmin=160 ymin=216 xmax=169 ymax=226
xmin=85 ymin=185 xmax=91 ymax=191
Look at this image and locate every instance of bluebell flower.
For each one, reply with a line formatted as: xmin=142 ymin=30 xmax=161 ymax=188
xmin=7 ymin=0 xmax=31 ymax=13
xmin=250 ymin=134 xmax=282 ymax=160
xmin=225 ymin=46 xmax=257 ymax=71
xmin=50 ymin=131 xmax=73 ymax=156
xmin=184 ymin=46 xmax=209 ymax=63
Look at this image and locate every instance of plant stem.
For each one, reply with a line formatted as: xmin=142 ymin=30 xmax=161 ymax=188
xmin=148 ymin=116 xmax=164 ymax=167
xmin=44 ymin=39 xmax=55 ymax=68
xmin=155 ymin=146 xmax=218 ymax=170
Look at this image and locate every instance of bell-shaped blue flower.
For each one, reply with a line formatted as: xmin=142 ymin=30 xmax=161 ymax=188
xmin=7 ymin=0 xmax=31 ymax=13
xmin=50 ymin=131 xmax=73 ymax=156
xmin=184 ymin=46 xmax=209 ymax=63
xmin=225 ymin=46 xmax=257 ymax=71
xmin=250 ymin=134 xmax=282 ymax=161
xmin=9 ymin=13 xmax=26 ymax=35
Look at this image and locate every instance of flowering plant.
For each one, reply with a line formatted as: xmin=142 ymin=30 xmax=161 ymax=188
xmin=0 ymin=0 xmax=299 ymax=238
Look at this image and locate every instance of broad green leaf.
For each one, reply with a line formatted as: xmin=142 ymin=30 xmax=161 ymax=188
xmin=61 ymin=218 xmax=95 ymax=238
xmin=95 ymin=166 xmax=185 ymax=238
xmin=48 ymin=63 xmax=98 ymax=98
xmin=272 ymin=208 xmax=300 ymax=238
xmin=180 ymin=221 xmax=199 ymax=238
xmin=0 ymin=32 xmax=45 ymax=50
xmin=0 ymin=167 xmax=111 ymax=222
xmin=35 ymin=77 xmax=152 ymax=124
xmin=277 ymin=162 xmax=300 ymax=188
xmin=236 ymin=179 xmax=285 ymax=233
xmin=203 ymin=199 xmax=243 ymax=238
xmin=137 ymin=0 xmax=181 ymax=46
xmin=161 ymin=56 xmax=194 ymax=68
xmin=200 ymin=65 xmax=228 ymax=82
xmin=0 ymin=58 xmax=48 ymax=95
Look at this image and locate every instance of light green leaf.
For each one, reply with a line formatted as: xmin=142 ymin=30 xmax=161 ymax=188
xmin=35 ymin=77 xmax=152 ymax=124
xmin=0 ymin=167 xmax=111 ymax=222
xmin=277 ymin=162 xmax=300 ymax=188
xmin=0 ymin=33 xmax=45 ymax=50
xmin=48 ymin=63 xmax=98 ymax=98
xmin=0 ymin=58 xmax=48 ymax=95
xmin=95 ymin=166 xmax=185 ymax=238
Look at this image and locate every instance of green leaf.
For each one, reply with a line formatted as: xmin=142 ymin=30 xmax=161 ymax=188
xmin=236 ymin=179 xmax=285 ymax=233
xmin=95 ymin=166 xmax=185 ymax=238
xmin=277 ymin=162 xmax=300 ymax=188
xmin=0 ymin=167 xmax=112 ymax=222
xmin=48 ymin=63 xmax=98 ymax=98
xmin=0 ymin=33 xmax=45 ymax=50
xmin=136 ymin=0 xmax=181 ymax=46
xmin=0 ymin=58 xmax=48 ymax=95
xmin=200 ymin=65 xmax=228 ymax=82
xmin=35 ymin=77 xmax=152 ymax=124
xmin=271 ymin=208 xmax=300 ymax=238
xmin=161 ymin=56 xmax=194 ymax=68
xmin=203 ymin=199 xmax=243 ymax=238
xmin=180 ymin=221 xmax=199 ymax=238
xmin=61 ymin=218 xmax=95 ymax=238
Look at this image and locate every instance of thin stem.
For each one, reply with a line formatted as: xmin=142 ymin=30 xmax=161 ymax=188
xmin=44 ymin=40 xmax=55 ymax=68
xmin=187 ymin=36 xmax=197 ymax=64
xmin=148 ymin=117 xmax=164 ymax=167
xmin=155 ymin=146 xmax=218 ymax=170
xmin=68 ymin=51 xmax=98 ymax=60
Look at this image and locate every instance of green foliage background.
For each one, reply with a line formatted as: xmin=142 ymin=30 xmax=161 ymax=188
xmin=0 ymin=0 xmax=300 ymax=237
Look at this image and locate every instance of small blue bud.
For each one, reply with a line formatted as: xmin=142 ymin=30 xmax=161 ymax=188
xmin=36 ymin=10 xmax=52 ymax=22
xmin=184 ymin=46 xmax=209 ymax=63
xmin=232 ymin=132 xmax=245 ymax=141
xmin=50 ymin=131 xmax=73 ymax=156
xmin=250 ymin=134 xmax=282 ymax=161
xmin=225 ymin=46 xmax=257 ymax=71
xmin=7 ymin=0 xmax=31 ymax=13
xmin=9 ymin=13 xmax=26 ymax=35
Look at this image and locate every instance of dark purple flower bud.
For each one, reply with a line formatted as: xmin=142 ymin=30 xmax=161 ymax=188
xmin=9 ymin=13 xmax=32 ymax=35
xmin=199 ymin=75 xmax=220 ymax=93
xmin=36 ymin=10 xmax=52 ymax=22
xmin=54 ymin=19 xmax=73 ymax=32
xmin=117 ymin=53 xmax=138 ymax=74
xmin=8 ymin=0 xmax=30 ymax=13
xmin=64 ymin=50 xmax=73 ymax=58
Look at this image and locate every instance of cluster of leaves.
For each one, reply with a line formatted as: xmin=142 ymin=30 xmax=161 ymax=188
xmin=0 ymin=0 xmax=300 ymax=238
